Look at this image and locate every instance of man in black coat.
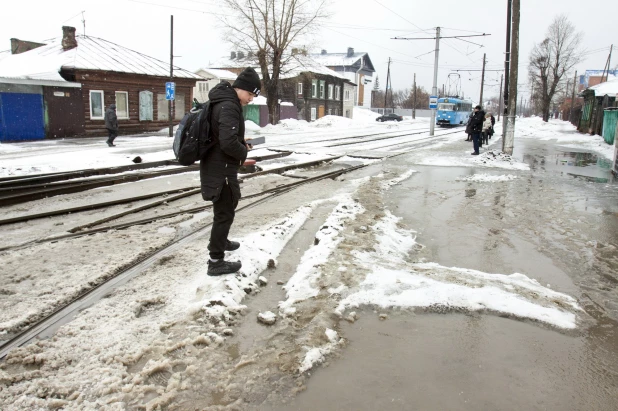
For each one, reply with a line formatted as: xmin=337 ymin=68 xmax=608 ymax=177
xmin=104 ymin=104 xmax=118 ymax=147
xmin=469 ymin=105 xmax=485 ymax=155
xmin=201 ymin=67 xmax=260 ymax=276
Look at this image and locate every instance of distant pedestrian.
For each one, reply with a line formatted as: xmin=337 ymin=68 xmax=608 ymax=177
xmin=104 ymin=104 xmax=118 ymax=147
xmin=201 ymin=67 xmax=260 ymax=276
xmin=489 ymin=113 xmax=496 ymax=139
xmin=482 ymin=113 xmax=492 ymax=145
xmin=465 ymin=113 xmax=473 ymax=141
xmin=469 ymin=105 xmax=485 ymax=155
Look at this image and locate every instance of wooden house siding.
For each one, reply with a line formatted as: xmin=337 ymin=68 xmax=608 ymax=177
xmin=64 ymin=70 xmax=196 ymax=136
xmin=280 ymin=73 xmax=345 ymax=122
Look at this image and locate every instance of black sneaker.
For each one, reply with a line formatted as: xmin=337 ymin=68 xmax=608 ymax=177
xmin=225 ymin=240 xmax=240 ymax=251
xmin=471 ymin=152 xmax=480 ymax=156
xmin=208 ymin=259 xmax=242 ymax=276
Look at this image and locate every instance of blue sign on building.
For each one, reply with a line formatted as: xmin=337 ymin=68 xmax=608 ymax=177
xmin=165 ymin=82 xmax=175 ymax=101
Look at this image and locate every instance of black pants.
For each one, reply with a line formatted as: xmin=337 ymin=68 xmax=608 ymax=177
xmin=472 ymin=132 xmax=481 ymax=154
xmin=208 ymin=183 xmax=238 ymax=260
xmin=106 ymin=128 xmax=118 ymax=145
xmin=482 ymin=131 xmax=489 ymax=145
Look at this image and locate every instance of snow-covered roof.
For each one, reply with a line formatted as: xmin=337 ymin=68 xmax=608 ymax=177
xmin=0 ymin=35 xmax=202 ymax=80
xmin=584 ymin=78 xmax=618 ymax=97
xmin=196 ymin=68 xmax=237 ymax=80
xmin=310 ymin=52 xmax=375 ymax=73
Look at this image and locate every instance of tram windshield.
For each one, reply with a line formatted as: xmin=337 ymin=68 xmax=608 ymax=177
xmin=438 ymin=103 xmax=455 ymax=111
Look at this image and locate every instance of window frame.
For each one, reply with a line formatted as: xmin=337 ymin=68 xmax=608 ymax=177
xmin=335 ymin=85 xmax=340 ymax=100
xmin=298 ymin=82 xmax=303 ymax=95
xmin=344 ymin=89 xmax=350 ymax=101
xmin=311 ymin=107 xmax=317 ymax=121
xmin=115 ymin=91 xmax=129 ymax=119
xmin=319 ymin=81 xmax=325 ymax=99
xmin=311 ymin=80 xmax=317 ymax=98
xmin=89 ymin=90 xmax=104 ymax=120
xmin=328 ymin=84 xmax=333 ymax=100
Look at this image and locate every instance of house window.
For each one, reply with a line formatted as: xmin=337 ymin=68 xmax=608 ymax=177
xmin=328 ymin=85 xmax=333 ymax=100
xmin=198 ymin=82 xmax=209 ymax=92
xmin=139 ymin=91 xmax=153 ymax=121
xmin=157 ymin=93 xmax=169 ymax=121
xmin=312 ymin=80 xmax=317 ymax=98
xmin=344 ymin=89 xmax=351 ymax=101
xmin=335 ymin=86 xmax=340 ymax=100
xmin=174 ymin=93 xmax=186 ymax=120
xmin=311 ymin=107 xmax=317 ymax=121
xmin=115 ymin=91 xmax=129 ymax=119
xmin=319 ymin=81 xmax=325 ymax=98
xmin=298 ymin=82 xmax=303 ymax=95
xmin=328 ymin=108 xmax=332 ymax=115
xmin=89 ymin=90 xmax=104 ymax=119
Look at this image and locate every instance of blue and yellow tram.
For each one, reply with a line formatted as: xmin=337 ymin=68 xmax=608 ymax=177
xmin=436 ymin=98 xmax=472 ymax=127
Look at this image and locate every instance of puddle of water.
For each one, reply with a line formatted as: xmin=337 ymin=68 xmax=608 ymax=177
xmin=272 ymin=313 xmax=618 ymax=411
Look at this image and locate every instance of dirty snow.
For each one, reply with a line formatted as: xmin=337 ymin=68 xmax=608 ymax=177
xmin=298 ymin=328 xmax=343 ymax=373
xmin=458 ymin=174 xmax=518 ymax=182
xmin=336 ymin=209 xmax=581 ymax=330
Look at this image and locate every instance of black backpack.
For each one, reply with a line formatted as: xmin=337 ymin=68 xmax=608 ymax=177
xmin=173 ymin=101 xmax=215 ymax=166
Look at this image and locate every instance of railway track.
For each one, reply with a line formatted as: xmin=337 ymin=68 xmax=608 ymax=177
xmin=0 ymin=128 xmax=465 ymax=359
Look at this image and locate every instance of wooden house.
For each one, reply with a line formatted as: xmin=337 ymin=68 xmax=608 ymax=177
xmin=0 ymin=26 xmax=201 ymax=140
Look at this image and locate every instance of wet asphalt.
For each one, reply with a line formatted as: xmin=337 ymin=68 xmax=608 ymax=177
xmin=276 ymin=137 xmax=618 ymax=410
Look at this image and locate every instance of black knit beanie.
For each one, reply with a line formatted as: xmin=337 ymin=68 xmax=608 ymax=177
xmin=232 ymin=67 xmax=261 ymax=96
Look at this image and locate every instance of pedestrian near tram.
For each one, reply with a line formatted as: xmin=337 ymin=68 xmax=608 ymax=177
xmin=482 ymin=113 xmax=492 ymax=145
xmin=200 ymin=67 xmax=260 ymax=276
xmin=469 ymin=105 xmax=485 ymax=155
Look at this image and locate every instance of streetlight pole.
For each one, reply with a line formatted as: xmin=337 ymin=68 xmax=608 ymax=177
xmin=430 ymin=26 xmax=441 ymax=137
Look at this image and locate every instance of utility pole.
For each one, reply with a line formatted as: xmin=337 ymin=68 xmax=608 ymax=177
xmin=602 ymin=45 xmax=613 ymax=82
xmin=479 ymin=53 xmax=486 ymax=110
xmin=413 ymin=73 xmax=417 ymax=119
xmin=519 ymin=96 xmax=523 ymax=117
xmin=569 ymin=70 xmax=577 ymax=123
xmin=503 ymin=0 xmax=519 ymax=155
xmin=498 ymin=74 xmax=503 ymax=121
xmin=502 ymin=0 xmax=512 ymax=137
xmin=430 ymin=27 xmax=441 ymax=137
xmin=169 ymin=15 xmax=174 ymax=137
xmin=384 ymin=57 xmax=391 ymax=110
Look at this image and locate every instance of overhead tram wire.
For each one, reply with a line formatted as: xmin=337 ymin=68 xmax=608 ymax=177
xmin=127 ymin=0 xmax=234 ymax=17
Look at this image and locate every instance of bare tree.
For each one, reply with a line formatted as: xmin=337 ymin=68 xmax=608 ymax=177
xmin=528 ymin=15 xmax=583 ymax=122
xmin=220 ymin=0 xmax=327 ymax=124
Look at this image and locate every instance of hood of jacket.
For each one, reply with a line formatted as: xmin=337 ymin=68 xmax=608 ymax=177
xmin=208 ymin=81 xmax=241 ymax=106
xmin=108 ymin=104 xmax=116 ymax=110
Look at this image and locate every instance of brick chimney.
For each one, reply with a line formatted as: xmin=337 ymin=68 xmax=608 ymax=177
xmin=321 ymin=49 xmax=327 ymax=55
xmin=62 ymin=26 xmax=77 ymax=51
xmin=237 ymin=51 xmax=245 ymax=59
xmin=347 ymin=47 xmax=354 ymax=57
xmin=231 ymin=51 xmax=237 ymax=60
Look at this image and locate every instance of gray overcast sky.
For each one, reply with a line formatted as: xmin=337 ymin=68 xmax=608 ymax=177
xmin=2 ymin=0 xmax=617 ymax=103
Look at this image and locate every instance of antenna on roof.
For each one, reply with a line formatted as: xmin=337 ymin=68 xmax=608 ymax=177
xmin=81 ymin=11 xmax=86 ymax=37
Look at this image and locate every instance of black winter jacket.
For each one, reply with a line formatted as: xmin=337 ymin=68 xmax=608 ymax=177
xmin=469 ymin=110 xmax=485 ymax=133
xmin=199 ymin=82 xmax=248 ymax=202
xmin=104 ymin=105 xmax=118 ymax=131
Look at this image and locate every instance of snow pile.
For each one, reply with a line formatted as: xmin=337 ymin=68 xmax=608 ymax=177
xmin=337 ymin=212 xmax=582 ymax=330
xmin=458 ymin=174 xmax=518 ymax=182
xmin=353 ymin=107 xmax=381 ymax=122
xmin=245 ymin=120 xmax=261 ymax=130
xmin=279 ymin=195 xmax=365 ymax=315
xmin=310 ymin=115 xmax=357 ymax=128
xmin=472 ymin=151 xmax=530 ymax=170
xmin=298 ymin=328 xmax=343 ymax=373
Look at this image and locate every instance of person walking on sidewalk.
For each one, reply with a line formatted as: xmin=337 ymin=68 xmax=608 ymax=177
xmin=482 ymin=113 xmax=492 ymax=145
xmin=104 ymin=104 xmax=118 ymax=147
xmin=201 ymin=67 xmax=260 ymax=276
xmin=469 ymin=105 xmax=485 ymax=155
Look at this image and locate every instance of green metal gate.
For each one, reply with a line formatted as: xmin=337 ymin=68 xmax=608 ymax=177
xmin=602 ymin=108 xmax=618 ymax=145
xmin=243 ymin=105 xmax=260 ymax=126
